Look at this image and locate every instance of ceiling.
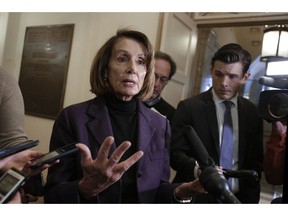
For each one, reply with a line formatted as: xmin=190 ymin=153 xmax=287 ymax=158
xmin=212 ymin=25 xmax=264 ymax=61
xmin=193 ymin=12 xmax=288 ymax=62
xmin=234 ymin=26 xmax=264 ymax=60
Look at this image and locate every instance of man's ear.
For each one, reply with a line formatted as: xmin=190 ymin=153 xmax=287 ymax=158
xmin=241 ymin=72 xmax=250 ymax=84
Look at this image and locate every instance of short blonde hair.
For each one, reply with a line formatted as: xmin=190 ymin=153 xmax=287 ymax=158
xmin=90 ymin=28 xmax=155 ymax=101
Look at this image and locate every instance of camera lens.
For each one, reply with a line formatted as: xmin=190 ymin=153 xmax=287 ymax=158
xmin=268 ymin=93 xmax=288 ymax=119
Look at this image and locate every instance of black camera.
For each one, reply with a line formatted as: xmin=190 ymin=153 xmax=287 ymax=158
xmin=258 ymin=89 xmax=288 ymax=122
xmin=257 ymin=58 xmax=288 ymax=122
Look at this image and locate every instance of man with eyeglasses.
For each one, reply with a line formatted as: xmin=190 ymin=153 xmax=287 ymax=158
xmin=144 ymin=51 xmax=176 ymax=123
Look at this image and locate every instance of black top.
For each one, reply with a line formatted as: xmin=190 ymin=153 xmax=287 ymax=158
xmin=104 ymin=93 xmax=138 ymax=203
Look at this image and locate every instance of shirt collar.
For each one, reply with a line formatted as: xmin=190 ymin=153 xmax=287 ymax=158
xmin=144 ymin=96 xmax=161 ymax=107
xmin=212 ymin=88 xmax=238 ymax=108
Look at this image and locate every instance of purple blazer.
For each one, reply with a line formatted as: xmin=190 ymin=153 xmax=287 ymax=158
xmin=44 ymin=96 xmax=177 ymax=203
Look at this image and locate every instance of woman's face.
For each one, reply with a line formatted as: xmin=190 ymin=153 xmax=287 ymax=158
xmin=107 ymin=38 xmax=147 ymax=101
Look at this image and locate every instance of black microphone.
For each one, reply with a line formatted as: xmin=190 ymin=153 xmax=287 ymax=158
xmin=199 ymin=167 xmax=241 ymax=203
xmin=183 ymin=125 xmax=242 ymax=203
xmin=183 ymin=125 xmax=259 ymax=180
xmin=182 ymin=125 xmax=212 ymax=169
xmin=258 ymin=76 xmax=288 ymax=89
xmin=222 ymin=169 xmax=259 ymax=181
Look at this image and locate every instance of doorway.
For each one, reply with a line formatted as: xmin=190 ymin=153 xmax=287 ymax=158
xmin=192 ymin=13 xmax=288 ymax=203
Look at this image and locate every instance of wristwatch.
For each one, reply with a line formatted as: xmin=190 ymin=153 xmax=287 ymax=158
xmin=173 ymin=187 xmax=193 ymax=203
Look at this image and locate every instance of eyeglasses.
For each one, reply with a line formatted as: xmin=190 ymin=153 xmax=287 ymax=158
xmin=155 ymin=73 xmax=169 ymax=85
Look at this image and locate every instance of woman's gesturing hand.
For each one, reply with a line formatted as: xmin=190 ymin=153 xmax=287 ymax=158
xmin=77 ymin=136 xmax=143 ymax=199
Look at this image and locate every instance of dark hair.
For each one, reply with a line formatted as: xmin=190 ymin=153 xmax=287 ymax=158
xmin=154 ymin=51 xmax=177 ymax=80
xmin=90 ymin=28 xmax=155 ymax=101
xmin=211 ymin=43 xmax=251 ymax=74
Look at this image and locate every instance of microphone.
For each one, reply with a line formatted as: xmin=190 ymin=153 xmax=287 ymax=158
xmin=183 ymin=125 xmax=259 ymax=180
xmin=199 ymin=167 xmax=241 ymax=203
xmin=183 ymin=125 xmax=242 ymax=203
xmin=258 ymin=76 xmax=288 ymax=89
xmin=222 ymin=169 xmax=259 ymax=181
xmin=182 ymin=125 xmax=212 ymax=169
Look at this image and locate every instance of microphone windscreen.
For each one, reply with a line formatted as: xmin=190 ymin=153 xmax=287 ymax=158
xmin=199 ymin=167 xmax=241 ymax=203
xmin=258 ymin=76 xmax=274 ymax=86
xmin=258 ymin=76 xmax=288 ymax=89
xmin=199 ymin=167 xmax=228 ymax=195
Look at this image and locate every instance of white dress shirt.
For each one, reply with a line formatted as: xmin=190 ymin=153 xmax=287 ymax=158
xmin=212 ymin=89 xmax=239 ymax=193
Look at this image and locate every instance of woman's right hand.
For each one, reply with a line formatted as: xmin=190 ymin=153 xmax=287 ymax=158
xmin=77 ymin=136 xmax=143 ymax=199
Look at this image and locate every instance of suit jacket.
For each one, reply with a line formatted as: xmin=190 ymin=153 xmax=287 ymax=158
xmin=153 ymin=97 xmax=176 ymax=124
xmin=44 ymin=96 xmax=177 ymax=203
xmin=170 ymin=89 xmax=263 ymax=203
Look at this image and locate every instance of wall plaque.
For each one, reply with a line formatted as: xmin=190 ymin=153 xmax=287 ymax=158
xmin=19 ymin=24 xmax=74 ymax=119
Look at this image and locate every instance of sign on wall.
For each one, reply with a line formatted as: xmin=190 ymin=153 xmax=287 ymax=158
xmin=19 ymin=24 xmax=74 ymax=119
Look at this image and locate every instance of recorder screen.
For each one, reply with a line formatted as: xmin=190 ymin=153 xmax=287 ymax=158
xmin=0 ymin=173 xmax=19 ymax=200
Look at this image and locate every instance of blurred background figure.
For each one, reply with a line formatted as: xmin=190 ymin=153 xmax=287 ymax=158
xmin=144 ymin=51 xmax=176 ymax=124
xmin=0 ymin=67 xmax=28 ymax=149
xmin=0 ymin=66 xmax=57 ymax=203
xmin=263 ymin=120 xmax=286 ymax=203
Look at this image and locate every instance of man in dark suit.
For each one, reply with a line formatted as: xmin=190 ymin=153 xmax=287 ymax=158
xmin=144 ymin=51 xmax=176 ymax=123
xmin=170 ymin=43 xmax=263 ymax=203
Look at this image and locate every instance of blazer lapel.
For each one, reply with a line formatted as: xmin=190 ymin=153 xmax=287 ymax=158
xmin=84 ymin=99 xmax=157 ymax=169
xmin=237 ymin=97 xmax=246 ymax=168
xmin=204 ymin=90 xmax=221 ymax=156
xmin=85 ymin=97 xmax=116 ymax=155
xmin=136 ymin=102 xmax=156 ymax=170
